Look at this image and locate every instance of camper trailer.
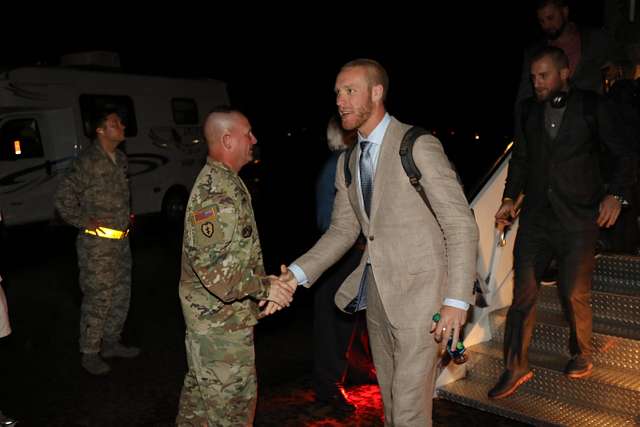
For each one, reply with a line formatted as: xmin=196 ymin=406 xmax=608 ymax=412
xmin=0 ymin=53 xmax=229 ymax=226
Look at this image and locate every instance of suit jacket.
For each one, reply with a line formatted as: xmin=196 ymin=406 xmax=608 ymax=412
xmin=294 ymin=117 xmax=479 ymax=328
xmin=505 ymin=90 xmax=635 ymax=232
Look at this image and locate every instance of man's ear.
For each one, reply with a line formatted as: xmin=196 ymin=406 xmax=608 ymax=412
xmin=222 ymin=133 xmax=233 ymax=150
xmin=560 ymin=67 xmax=570 ymax=81
xmin=372 ymin=84 xmax=383 ymax=103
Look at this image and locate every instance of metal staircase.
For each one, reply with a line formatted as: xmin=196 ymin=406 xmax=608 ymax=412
xmin=437 ymin=254 xmax=640 ymax=426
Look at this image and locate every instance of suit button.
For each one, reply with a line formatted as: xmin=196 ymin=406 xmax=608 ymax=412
xmin=369 ymin=235 xmax=375 ymax=241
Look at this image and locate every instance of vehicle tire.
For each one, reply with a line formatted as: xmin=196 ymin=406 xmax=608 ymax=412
xmin=162 ymin=186 xmax=189 ymax=224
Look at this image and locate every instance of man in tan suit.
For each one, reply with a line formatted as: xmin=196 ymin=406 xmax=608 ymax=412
xmin=278 ymin=59 xmax=479 ymax=425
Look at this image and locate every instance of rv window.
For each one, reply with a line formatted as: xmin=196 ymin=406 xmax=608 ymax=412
xmin=0 ymin=119 xmax=44 ymax=161
xmin=172 ymin=98 xmax=199 ymax=125
xmin=79 ymin=94 xmax=138 ymax=138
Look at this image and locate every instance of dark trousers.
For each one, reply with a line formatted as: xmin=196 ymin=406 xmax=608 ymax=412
xmin=313 ymin=243 xmax=364 ymax=399
xmin=504 ymin=206 xmax=598 ymax=372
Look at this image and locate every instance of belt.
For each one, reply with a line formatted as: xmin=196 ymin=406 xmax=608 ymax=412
xmin=84 ymin=227 xmax=129 ymax=239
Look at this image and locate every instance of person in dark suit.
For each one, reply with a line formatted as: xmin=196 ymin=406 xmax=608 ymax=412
xmin=489 ymin=46 xmax=635 ymax=399
xmin=275 ymin=59 xmax=479 ymax=426
xmin=515 ymin=0 xmax=622 ymax=284
xmin=311 ymin=116 xmax=364 ymax=413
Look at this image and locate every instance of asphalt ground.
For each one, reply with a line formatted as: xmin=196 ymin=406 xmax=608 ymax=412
xmin=0 ymin=217 xmax=527 ymax=426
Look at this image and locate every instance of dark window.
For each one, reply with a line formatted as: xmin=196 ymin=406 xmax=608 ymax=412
xmin=172 ymin=98 xmax=199 ymax=124
xmin=0 ymin=118 xmax=44 ymax=161
xmin=79 ymin=94 xmax=138 ymax=137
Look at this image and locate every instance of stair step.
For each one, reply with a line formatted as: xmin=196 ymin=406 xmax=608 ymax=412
xmin=465 ymin=343 xmax=640 ymax=413
xmin=594 ymin=254 xmax=640 ymax=296
xmin=490 ymin=308 xmax=640 ymax=370
xmin=438 ymin=376 xmax=639 ymax=427
xmin=537 ymin=284 xmax=640 ymax=332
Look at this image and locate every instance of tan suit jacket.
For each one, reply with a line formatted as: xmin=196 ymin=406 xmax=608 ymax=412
xmin=295 ymin=117 xmax=478 ymax=328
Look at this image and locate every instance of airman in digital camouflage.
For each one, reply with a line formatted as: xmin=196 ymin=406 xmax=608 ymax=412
xmin=55 ymin=110 xmax=140 ymax=376
xmin=176 ymin=107 xmax=294 ymax=426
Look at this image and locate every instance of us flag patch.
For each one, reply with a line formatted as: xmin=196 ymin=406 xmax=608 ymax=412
xmin=193 ymin=208 xmax=215 ymax=223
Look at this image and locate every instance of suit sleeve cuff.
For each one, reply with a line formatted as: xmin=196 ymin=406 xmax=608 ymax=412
xmin=443 ymin=298 xmax=470 ymax=311
xmin=288 ymin=264 xmax=309 ymax=286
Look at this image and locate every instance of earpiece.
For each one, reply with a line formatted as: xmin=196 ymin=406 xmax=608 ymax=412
xmin=550 ymin=91 xmax=568 ymax=108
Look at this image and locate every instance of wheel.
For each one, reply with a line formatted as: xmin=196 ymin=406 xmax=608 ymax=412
xmin=161 ymin=187 xmax=188 ymax=224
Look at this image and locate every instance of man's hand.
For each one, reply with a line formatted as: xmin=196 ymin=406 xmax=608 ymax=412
xmin=87 ymin=218 xmax=105 ymax=232
xmin=430 ymin=305 xmax=467 ymax=351
xmin=495 ymin=199 xmax=516 ymax=227
xmin=258 ymin=275 xmax=295 ymax=317
xmin=278 ymin=264 xmax=299 ymax=293
xmin=597 ymin=195 xmax=622 ymax=228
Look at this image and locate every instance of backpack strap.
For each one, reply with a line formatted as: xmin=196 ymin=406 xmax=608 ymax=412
xmin=399 ymin=126 xmax=437 ymax=218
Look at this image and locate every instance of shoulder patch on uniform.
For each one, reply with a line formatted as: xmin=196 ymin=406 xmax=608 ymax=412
xmin=193 ymin=208 xmax=215 ymax=223
xmin=201 ymin=222 xmax=214 ymax=238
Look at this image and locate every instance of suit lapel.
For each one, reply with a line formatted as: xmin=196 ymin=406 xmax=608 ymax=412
xmin=369 ymin=118 xmax=402 ymax=224
xmin=551 ymin=92 xmax=578 ymax=148
xmin=348 ymin=143 xmax=367 ymax=226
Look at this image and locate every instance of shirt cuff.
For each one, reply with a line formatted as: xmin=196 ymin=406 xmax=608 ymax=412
xmin=443 ymin=298 xmax=470 ymax=311
xmin=288 ymin=264 xmax=309 ymax=286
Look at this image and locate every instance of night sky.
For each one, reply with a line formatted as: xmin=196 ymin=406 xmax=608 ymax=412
xmin=2 ymin=2 xmax=606 ymax=138
xmin=0 ymin=2 xmax=610 ymax=273
xmin=0 ymin=3 xmax=607 ymax=258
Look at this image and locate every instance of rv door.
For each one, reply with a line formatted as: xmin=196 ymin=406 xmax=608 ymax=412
xmin=0 ymin=109 xmax=79 ymax=226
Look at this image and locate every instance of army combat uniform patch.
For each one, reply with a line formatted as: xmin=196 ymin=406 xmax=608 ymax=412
xmin=193 ymin=208 xmax=215 ymax=223
xmin=201 ymin=222 xmax=214 ymax=237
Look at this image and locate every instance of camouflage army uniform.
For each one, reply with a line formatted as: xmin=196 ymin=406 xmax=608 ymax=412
xmin=55 ymin=141 xmax=131 ymax=354
xmin=176 ymin=157 xmax=270 ymax=427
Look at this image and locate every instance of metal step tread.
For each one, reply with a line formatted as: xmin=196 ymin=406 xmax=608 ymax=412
xmin=490 ymin=308 xmax=640 ymax=370
xmin=466 ymin=342 xmax=640 ymax=400
xmin=592 ymin=275 xmax=640 ymax=296
xmin=594 ymin=253 xmax=640 ymax=295
xmin=537 ymin=285 xmax=640 ymax=330
xmin=438 ymin=376 xmax=639 ymax=427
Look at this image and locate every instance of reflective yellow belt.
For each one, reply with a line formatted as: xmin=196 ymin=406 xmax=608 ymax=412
xmin=84 ymin=227 xmax=129 ymax=239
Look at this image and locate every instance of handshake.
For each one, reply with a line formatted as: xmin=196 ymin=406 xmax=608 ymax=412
xmin=258 ymin=265 xmax=298 ymax=318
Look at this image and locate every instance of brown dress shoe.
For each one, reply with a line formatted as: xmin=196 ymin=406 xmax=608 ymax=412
xmin=488 ymin=370 xmax=534 ymax=399
xmin=564 ymin=355 xmax=593 ymax=379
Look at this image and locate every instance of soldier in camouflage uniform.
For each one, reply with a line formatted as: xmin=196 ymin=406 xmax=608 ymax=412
xmin=55 ymin=110 xmax=140 ymax=376
xmin=176 ymin=107 xmax=294 ymax=426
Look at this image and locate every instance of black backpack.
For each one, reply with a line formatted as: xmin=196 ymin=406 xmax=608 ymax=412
xmin=343 ymin=126 xmax=452 ymax=222
xmin=342 ymin=127 xmax=479 ymax=305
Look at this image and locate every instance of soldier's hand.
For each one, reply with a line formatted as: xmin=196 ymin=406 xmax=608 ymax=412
xmin=278 ymin=264 xmax=298 ymax=294
xmin=258 ymin=301 xmax=283 ymax=318
xmin=266 ymin=278 xmax=294 ymax=307
xmin=87 ymin=218 xmax=105 ymax=232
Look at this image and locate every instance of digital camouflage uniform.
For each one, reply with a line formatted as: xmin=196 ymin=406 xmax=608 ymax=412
xmin=176 ymin=157 xmax=270 ymax=427
xmin=55 ymin=141 xmax=131 ymax=354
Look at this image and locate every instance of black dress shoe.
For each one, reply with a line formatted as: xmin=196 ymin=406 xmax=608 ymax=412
xmin=488 ymin=370 xmax=534 ymax=399
xmin=315 ymin=392 xmax=356 ymax=413
xmin=564 ymin=356 xmax=593 ymax=379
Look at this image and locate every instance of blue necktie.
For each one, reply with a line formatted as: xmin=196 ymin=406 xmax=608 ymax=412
xmin=359 ymin=140 xmax=373 ymax=216
xmin=346 ymin=140 xmax=374 ymax=313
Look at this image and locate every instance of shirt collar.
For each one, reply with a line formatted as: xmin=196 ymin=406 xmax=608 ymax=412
xmin=358 ymin=113 xmax=391 ymax=146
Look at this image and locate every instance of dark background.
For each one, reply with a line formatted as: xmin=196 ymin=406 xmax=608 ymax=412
xmin=0 ymin=2 xmax=611 ymax=425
